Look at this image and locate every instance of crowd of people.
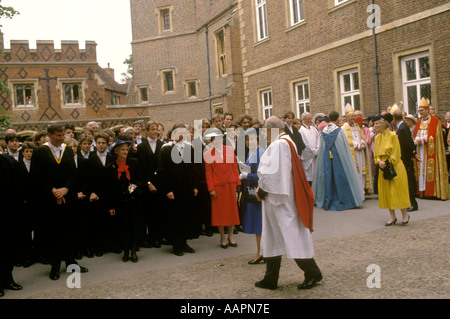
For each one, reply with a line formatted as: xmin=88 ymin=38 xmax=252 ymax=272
xmin=1 ymin=99 xmax=449 ymax=296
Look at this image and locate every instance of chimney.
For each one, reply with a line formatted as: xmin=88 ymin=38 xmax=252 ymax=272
xmin=105 ymin=63 xmax=115 ymax=80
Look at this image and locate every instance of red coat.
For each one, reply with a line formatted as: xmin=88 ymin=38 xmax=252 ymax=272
xmin=204 ymin=145 xmax=241 ymax=226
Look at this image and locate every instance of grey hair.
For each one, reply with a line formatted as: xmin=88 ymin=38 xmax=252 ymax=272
xmin=301 ymin=112 xmax=312 ymax=120
xmin=264 ymin=116 xmax=285 ymax=129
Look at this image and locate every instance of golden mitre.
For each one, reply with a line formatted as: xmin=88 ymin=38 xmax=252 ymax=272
xmin=419 ymin=97 xmax=430 ymax=109
xmin=390 ymin=103 xmax=399 ymax=114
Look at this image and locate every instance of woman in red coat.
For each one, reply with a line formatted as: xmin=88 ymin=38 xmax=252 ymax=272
xmin=204 ymin=129 xmax=241 ymax=249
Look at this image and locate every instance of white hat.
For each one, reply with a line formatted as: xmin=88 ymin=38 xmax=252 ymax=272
xmin=405 ymin=114 xmax=417 ymax=123
xmin=203 ymin=128 xmax=224 ymax=139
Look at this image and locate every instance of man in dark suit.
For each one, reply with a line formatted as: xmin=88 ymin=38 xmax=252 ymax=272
xmin=156 ymin=124 xmax=201 ymax=256
xmin=283 ymin=111 xmax=305 ymax=156
xmin=393 ymin=111 xmax=419 ymax=212
xmin=136 ymin=121 xmax=165 ymax=248
xmin=0 ymin=153 xmax=23 ymax=297
xmin=30 ymin=124 xmax=88 ymax=280
xmin=4 ymin=133 xmax=22 ymax=162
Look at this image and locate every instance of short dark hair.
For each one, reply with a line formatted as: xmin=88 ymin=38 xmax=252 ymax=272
xmin=47 ymin=123 xmax=65 ymax=135
xmin=329 ymin=111 xmax=340 ymax=122
xmin=283 ymin=111 xmax=295 ymax=119
xmin=21 ymin=141 xmax=36 ymax=151
xmin=65 ymin=123 xmax=75 ymax=131
xmin=5 ymin=133 xmax=20 ymax=144
xmin=95 ymin=132 xmax=110 ymax=143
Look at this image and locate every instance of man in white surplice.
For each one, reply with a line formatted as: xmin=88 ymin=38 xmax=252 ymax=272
xmin=299 ymin=112 xmax=321 ymax=184
xmin=255 ymin=116 xmax=322 ymax=290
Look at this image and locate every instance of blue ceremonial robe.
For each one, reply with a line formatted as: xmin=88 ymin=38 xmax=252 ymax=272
xmin=313 ymin=124 xmax=364 ymax=211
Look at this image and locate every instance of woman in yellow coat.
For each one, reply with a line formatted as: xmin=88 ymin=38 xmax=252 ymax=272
xmin=373 ymin=115 xmax=411 ymax=226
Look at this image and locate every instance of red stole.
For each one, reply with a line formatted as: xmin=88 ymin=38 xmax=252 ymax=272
xmin=281 ymin=138 xmax=315 ymax=232
xmin=413 ymin=116 xmax=439 ymax=197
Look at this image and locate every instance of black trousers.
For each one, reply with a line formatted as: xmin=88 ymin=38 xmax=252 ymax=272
xmin=405 ymin=164 xmax=418 ymax=209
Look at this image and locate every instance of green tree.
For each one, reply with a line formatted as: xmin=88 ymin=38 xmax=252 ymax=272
xmin=0 ymin=2 xmax=19 ymax=130
xmin=121 ymin=54 xmax=133 ymax=83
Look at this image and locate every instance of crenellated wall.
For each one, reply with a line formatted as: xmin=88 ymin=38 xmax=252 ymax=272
xmin=0 ymin=40 xmax=97 ymax=63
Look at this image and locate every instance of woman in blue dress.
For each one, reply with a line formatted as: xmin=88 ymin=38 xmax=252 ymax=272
xmin=240 ymin=128 xmax=265 ymax=264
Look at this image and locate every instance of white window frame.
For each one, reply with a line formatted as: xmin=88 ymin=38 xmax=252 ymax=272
xmin=289 ymin=0 xmax=305 ymax=26
xmin=339 ymin=68 xmax=360 ymax=114
xmin=260 ymin=89 xmax=273 ymax=120
xmin=401 ymin=52 xmax=431 ymax=116
xmin=255 ymin=0 xmax=268 ymax=41
xmin=294 ymin=80 xmax=310 ymax=118
xmin=215 ymin=29 xmax=227 ymax=77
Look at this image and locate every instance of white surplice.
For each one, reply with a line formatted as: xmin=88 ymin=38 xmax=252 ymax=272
xmin=257 ymin=134 xmax=315 ymax=259
xmin=299 ymin=125 xmax=320 ymax=182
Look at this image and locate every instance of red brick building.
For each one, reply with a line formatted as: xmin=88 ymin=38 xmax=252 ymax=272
xmin=129 ymin=0 xmax=449 ymax=125
xmin=0 ymin=38 xmax=147 ymax=133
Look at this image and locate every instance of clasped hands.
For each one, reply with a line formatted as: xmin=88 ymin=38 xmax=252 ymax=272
xmin=52 ymin=187 xmax=68 ymax=205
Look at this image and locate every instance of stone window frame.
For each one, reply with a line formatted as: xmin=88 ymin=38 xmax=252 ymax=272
xmin=157 ymin=6 xmax=173 ymax=34
xmin=9 ymin=79 xmax=39 ymax=110
xmin=139 ymin=86 xmax=149 ymax=103
xmin=214 ymin=28 xmax=227 ymax=77
xmin=58 ymin=78 xmax=86 ymax=108
xmin=258 ymin=86 xmax=273 ymax=120
xmin=160 ymin=69 xmax=176 ymax=94
xmin=185 ymin=79 xmax=199 ymax=99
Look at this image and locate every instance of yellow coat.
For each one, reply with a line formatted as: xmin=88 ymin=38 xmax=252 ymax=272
xmin=374 ymin=129 xmax=411 ymax=209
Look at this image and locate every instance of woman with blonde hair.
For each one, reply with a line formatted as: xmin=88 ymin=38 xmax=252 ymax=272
xmin=373 ymin=115 xmax=411 ymax=226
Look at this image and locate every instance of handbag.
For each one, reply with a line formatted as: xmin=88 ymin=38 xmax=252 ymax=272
xmin=245 ymin=186 xmax=259 ymax=203
xmin=382 ymin=159 xmax=397 ymax=180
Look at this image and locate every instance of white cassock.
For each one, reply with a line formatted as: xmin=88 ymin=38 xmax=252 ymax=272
xmin=414 ymin=117 xmax=429 ymax=192
xmin=299 ymin=125 xmax=320 ymax=182
xmin=257 ymin=134 xmax=315 ymax=259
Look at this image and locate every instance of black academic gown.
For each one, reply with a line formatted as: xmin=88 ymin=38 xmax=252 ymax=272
xmin=136 ymin=138 xmax=164 ymax=245
xmin=29 ymin=144 xmax=78 ymax=268
xmin=84 ymin=152 xmax=115 ymax=253
xmin=0 ymin=154 xmax=22 ymax=286
xmin=156 ymin=142 xmax=201 ymax=251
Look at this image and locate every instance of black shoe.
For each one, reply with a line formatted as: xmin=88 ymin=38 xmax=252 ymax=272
xmin=173 ymin=250 xmax=184 ymax=256
xmin=22 ymin=259 xmax=33 ymax=268
xmin=255 ymin=280 xmax=277 ymax=290
xmin=75 ymin=252 xmax=83 ymax=260
xmin=78 ymin=266 xmax=88 ymax=273
xmin=220 ymin=242 xmax=228 ymax=249
xmin=49 ymin=268 xmax=60 ymax=280
xmin=3 ymin=282 xmax=23 ymax=291
xmin=402 ymin=215 xmax=410 ymax=225
xmin=182 ymin=244 xmax=195 ymax=253
xmin=205 ymin=230 xmax=213 ymax=237
xmin=0 ymin=288 xmax=4 ymax=297
xmin=93 ymin=250 xmax=102 ymax=257
xmin=248 ymin=256 xmax=265 ymax=265
xmin=149 ymin=240 xmax=161 ymax=248
xmin=298 ymin=275 xmax=322 ymax=290
xmin=407 ymin=207 xmax=418 ymax=212
xmin=130 ymin=252 xmax=138 ymax=263
xmin=227 ymin=238 xmax=238 ymax=248
xmin=385 ymin=218 xmax=397 ymax=226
